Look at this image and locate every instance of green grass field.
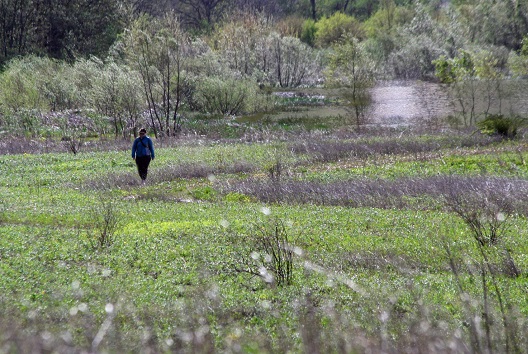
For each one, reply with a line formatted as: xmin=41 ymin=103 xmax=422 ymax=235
xmin=1 ymin=129 xmax=528 ymax=353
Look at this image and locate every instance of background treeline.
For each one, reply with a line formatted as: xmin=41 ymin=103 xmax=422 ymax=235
xmin=1 ymin=0 xmax=528 ymax=140
xmin=2 ymin=0 xmax=527 ymax=67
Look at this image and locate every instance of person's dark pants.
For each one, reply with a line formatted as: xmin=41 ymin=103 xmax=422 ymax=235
xmin=135 ymin=156 xmax=151 ymax=180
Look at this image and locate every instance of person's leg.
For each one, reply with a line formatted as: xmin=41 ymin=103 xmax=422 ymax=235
xmin=135 ymin=158 xmax=143 ymax=179
xmin=142 ymin=156 xmax=151 ymax=181
xmin=136 ymin=156 xmax=151 ymax=181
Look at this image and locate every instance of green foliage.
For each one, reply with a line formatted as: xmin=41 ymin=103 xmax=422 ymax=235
xmin=196 ymin=76 xmax=256 ymax=116
xmin=300 ymin=19 xmax=317 ymax=46
xmin=433 ymin=55 xmax=456 ymax=84
xmin=0 ymin=56 xmax=46 ymax=112
xmin=508 ymin=35 xmax=528 ymax=77
xmin=434 ymin=49 xmax=507 ymax=127
xmin=325 ymin=35 xmax=375 ymax=129
xmin=314 ymin=12 xmax=363 ymax=48
xmin=521 ymin=36 xmax=528 ymax=57
xmin=0 ymin=55 xmax=88 ymax=115
xmin=224 ymin=192 xmax=254 ymax=203
xmin=477 ymin=114 xmax=521 ymax=138
xmin=362 ymin=2 xmax=413 ymax=39
xmin=190 ymin=186 xmax=218 ymax=201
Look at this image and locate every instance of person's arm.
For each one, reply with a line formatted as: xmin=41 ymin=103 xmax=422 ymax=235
xmin=149 ymin=139 xmax=155 ymax=160
xmin=131 ymin=139 xmax=137 ymax=159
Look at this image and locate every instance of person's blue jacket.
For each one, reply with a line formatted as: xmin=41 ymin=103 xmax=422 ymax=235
xmin=132 ymin=136 xmax=155 ymax=159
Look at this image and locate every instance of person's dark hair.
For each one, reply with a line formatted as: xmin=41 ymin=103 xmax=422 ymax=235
xmin=139 ymin=128 xmax=147 ymax=134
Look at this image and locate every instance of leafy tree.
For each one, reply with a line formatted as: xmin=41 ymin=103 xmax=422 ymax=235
xmin=211 ymin=13 xmax=273 ymax=78
xmin=211 ymin=15 xmax=320 ymax=87
xmin=83 ymin=58 xmax=144 ymax=139
xmin=508 ymin=35 xmax=528 ymax=77
xmin=346 ymin=0 xmax=380 ymax=20
xmin=173 ymin=0 xmax=230 ymax=32
xmin=0 ymin=0 xmax=36 ymax=67
xmin=363 ymin=0 xmax=413 ymax=39
xmin=0 ymin=0 xmax=126 ymax=66
xmin=120 ymin=14 xmax=190 ymax=138
xmin=314 ymin=12 xmax=363 ymax=48
xmin=300 ymin=19 xmax=317 ymax=46
xmin=275 ymin=15 xmax=305 ymax=38
xmin=325 ymin=35 xmax=374 ymax=130
xmin=362 ymin=1 xmax=413 ymax=70
xmin=434 ymin=49 xmax=507 ymax=127
xmin=388 ymin=3 xmax=450 ymax=80
xmin=454 ymin=0 xmax=528 ymax=51
xmin=0 ymin=55 xmax=73 ymax=112
xmin=270 ymin=33 xmax=318 ymax=88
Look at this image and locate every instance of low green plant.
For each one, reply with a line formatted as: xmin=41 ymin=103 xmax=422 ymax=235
xmin=223 ymin=192 xmax=253 ymax=203
xmin=190 ymin=186 xmax=218 ymax=201
xmin=477 ymin=114 xmax=522 ymax=138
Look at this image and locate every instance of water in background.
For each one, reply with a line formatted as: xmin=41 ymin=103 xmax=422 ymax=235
xmin=370 ymin=80 xmax=528 ymax=127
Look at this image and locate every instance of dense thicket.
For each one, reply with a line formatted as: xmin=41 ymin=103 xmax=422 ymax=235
xmin=1 ymin=0 xmax=527 ymax=67
xmin=0 ymin=0 xmax=126 ymax=66
xmin=0 ymin=0 xmax=527 ymax=140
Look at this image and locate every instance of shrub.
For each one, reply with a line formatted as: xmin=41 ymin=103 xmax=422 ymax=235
xmin=0 ymin=55 xmax=80 ymax=114
xmin=195 ymin=76 xmax=256 ymax=116
xmin=190 ymin=186 xmax=218 ymax=201
xmin=89 ymin=196 xmax=121 ymax=248
xmin=223 ymin=192 xmax=253 ymax=203
xmin=314 ymin=13 xmax=363 ymax=48
xmin=0 ymin=56 xmax=45 ymax=112
xmin=477 ymin=114 xmax=521 ymax=138
xmin=269 ymin=33 xmax=320 ymax=88
xmin=275 ymin=15 xmax=304 ymax=38
xmin=229 ymin=217 xmax=296 ymax=287
xmin=300 ymin=19 xmax=317 ymax=46
xmin=252 ymin=217 xmax=295 ymax=286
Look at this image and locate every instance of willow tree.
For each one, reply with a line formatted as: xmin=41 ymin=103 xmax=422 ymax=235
xmin=325 ymin=34 xmax=375 ymax=131
xmin=121 ymin=13 xmax=189 ymax=138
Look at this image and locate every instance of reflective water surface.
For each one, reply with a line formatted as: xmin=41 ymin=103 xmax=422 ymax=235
xmin=370 ymin=80 xmax=528 ymax=127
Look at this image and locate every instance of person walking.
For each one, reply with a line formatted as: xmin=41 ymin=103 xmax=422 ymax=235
xmin=131 ymin=128 xmax=155 ymax=184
